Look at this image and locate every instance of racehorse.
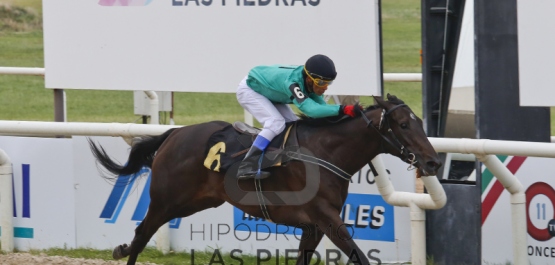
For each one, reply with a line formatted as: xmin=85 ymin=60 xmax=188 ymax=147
xmin=88 ymin=94 xmax=441 ymax=265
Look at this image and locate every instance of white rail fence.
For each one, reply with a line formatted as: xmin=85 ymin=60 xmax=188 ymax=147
xmin=1 ymin=67 xmax=548 ymax=264
xmin=0 ymin=120 xmax=444 ymax=265
xmin=2 ymin=121 xmax=555 ymax=264
xmin=427 ymin=137 xmax=555 ymax=265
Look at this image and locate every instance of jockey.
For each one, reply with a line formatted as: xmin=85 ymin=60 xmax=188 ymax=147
xmin=236 ymin=54 xmax=361 ymax=180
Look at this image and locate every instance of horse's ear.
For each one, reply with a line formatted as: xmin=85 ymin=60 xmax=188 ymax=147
xmin=386 ymin=93 xmax=405 ymax=105
xmin=373 ymin=95 xmax=387 ymax=108
xmin=386 ymin=93 xmax=398 ymax=102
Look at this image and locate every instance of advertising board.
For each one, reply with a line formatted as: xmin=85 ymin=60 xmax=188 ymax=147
xmin=0 ymin=137 xmax=75 ymax=250
xmin=0 ymin=135 xmax=419 ymax=262
xmin=517 ymin=0 xmax=555 ymax=106
xmin=481 ymin=156 xmax=555 ymax=264
xmin=43 ymin=0 xmax=382 ymax=96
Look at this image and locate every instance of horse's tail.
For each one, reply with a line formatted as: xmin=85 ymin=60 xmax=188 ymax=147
xmin=88 ymin=128 xmax=178 ymax=176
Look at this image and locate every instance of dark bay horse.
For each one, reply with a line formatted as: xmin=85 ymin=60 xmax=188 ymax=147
xmin=89 ymin=94 xmax=441 ymax=265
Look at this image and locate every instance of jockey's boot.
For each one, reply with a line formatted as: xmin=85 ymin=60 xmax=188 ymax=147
xmin=237 ymin=146 xmax=270 ymax=180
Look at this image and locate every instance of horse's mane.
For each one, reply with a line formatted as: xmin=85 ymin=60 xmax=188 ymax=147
xmin=295 ymin=95 xmax=406 ymax=127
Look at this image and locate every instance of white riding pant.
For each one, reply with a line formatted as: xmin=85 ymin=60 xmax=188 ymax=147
xmin=236 ymin=76 xmax=298 ymax=141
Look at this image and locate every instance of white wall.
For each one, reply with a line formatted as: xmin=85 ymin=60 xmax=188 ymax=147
xmin=0 ymin=135 xmax=416 ymax=263
xmin=4 ymin=135 xmax=554 ymax=262
xmin=0 ymin=137 xmax=75 ymax=250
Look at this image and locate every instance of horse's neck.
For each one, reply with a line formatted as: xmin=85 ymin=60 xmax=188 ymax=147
xmin=299 ymin=119 xmax=382 ymax=175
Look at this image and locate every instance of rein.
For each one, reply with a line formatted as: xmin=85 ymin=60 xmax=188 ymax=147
xmin=282 ymin=103 xmax=418 ymax=182
xmin=286 ymin=151 xmax=352 ymax=181
xmin=358 ymin=105 xmax=417 ymax=171
xmin=281 ymin=104 xmax=419 ymax=182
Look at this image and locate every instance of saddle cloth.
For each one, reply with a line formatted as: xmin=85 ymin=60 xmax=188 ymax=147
xmin=203 ymin=122 xmax=299 ymax=173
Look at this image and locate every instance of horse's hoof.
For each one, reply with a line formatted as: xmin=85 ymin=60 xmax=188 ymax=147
xmin=112 ymin=244 xmax=128 ymax=260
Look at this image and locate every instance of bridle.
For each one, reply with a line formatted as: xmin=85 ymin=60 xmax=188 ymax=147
xmin=358 ymin=105 xmax=417 ymax=171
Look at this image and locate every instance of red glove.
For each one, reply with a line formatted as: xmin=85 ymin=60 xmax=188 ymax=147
xmin=340 ymin=105 xmax=361 ymax=117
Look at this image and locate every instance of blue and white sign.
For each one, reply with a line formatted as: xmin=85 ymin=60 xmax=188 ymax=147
xmin=0 ymin=136 xmax=76 ymax=250
xmin=233 ymin=193 xmax=394 ymax=242
xmin=342 ymin=193 xmax=394 ymax=242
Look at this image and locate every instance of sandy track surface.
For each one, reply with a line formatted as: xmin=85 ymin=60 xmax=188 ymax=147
xmin=0 ymin=252 xmax=158 ymax=265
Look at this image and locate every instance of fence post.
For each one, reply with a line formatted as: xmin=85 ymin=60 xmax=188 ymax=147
xmin=54 ymin=89 xmax=66 ymax=122
xmin=0 ymin=149 xmax=14 ymax=253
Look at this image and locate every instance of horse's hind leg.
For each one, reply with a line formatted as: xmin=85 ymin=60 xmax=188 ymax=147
xmin=117 ymin=202 xmax=172 ymax=265
xmin=115 ymin=196 xmax=224 ymax=265
xmin=112 ymin=222 xmax=144 ymax=259
xmin=295 ymin=224 xmax=324 ymax=265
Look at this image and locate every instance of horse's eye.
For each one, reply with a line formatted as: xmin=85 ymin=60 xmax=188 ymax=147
xmin=400 ymin=123 xmax=408 ymax=129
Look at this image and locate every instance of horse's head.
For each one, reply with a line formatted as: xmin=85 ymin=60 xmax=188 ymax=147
xmin=370 ymin=94 xmax=442 ymax=176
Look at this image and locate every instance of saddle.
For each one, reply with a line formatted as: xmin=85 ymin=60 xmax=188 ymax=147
xmin=203 ymin=121 xmax=299 ymax=173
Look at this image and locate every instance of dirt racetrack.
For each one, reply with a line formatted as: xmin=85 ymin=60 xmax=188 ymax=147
xmin=0 ymin=252 xmax=158 ymax=265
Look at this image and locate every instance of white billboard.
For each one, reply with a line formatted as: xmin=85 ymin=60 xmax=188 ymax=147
xmin=517 ymin=0 xmax=555 ymax=106
xmin=42 ymin=0 xmax=382 ymax=96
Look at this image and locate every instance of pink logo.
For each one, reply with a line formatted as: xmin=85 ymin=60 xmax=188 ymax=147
xmin=98 ymin=0 xmax=152 ymax=6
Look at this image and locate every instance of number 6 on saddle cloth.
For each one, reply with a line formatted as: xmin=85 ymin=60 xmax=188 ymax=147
xmin=203 ymin=121 xmax=299 ymax=174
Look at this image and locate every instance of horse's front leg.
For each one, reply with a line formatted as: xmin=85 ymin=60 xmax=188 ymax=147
xmin=316 ymin=213 xmax=370 ymax=265
xmin=295 ymin=224 xmax=324 ymax=265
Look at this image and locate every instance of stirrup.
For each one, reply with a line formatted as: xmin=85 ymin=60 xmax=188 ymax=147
xmin=237 ymin=170 xmax=270 ymax=180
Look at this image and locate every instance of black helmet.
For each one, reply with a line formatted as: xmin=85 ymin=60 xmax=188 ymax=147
xmin=304 ymin=54 xmax=337 ymax=81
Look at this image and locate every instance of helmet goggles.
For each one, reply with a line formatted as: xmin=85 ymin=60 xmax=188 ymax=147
xmin=304 ymin=67 xmax=334 ymax=87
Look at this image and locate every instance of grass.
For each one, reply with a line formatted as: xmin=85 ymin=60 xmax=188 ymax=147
xmin=381 ymin=0 xmax=422 ymax=73
xmin=2 ymin=0 xmax=553 ymax=133
xmin=0 ymin=3 xmax=41 ymax=32
xmin=381 ymin=0 xmax=423 ymax=117
xmin=20 ymin=247 xmax=330 ymax=265
xmin=10 ymin=247 xmax=443 ymax=264
xmin=1 ymin=0 xmax=42 ymax=12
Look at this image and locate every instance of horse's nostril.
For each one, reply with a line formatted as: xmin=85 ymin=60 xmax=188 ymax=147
xmin=427 ymin=160 xmax=442 ymax=170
